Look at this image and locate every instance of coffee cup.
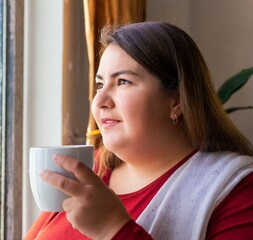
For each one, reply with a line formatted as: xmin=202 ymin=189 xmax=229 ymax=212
xmin=29 ymin=145 xmax=94 ymax=212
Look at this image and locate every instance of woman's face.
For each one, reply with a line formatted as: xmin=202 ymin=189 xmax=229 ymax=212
xmin=92 ymin=44 xmax=176 ymax=156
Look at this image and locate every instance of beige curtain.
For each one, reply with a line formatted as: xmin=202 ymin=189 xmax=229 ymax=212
xmin=83 ymin=0 xmax=147 ymax=146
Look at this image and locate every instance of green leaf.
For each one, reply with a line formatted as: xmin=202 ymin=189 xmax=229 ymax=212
xmin=225 ymin=106 xmax=253 ymax=114
xmin=217 ymin=67 xmax=253 ymax=104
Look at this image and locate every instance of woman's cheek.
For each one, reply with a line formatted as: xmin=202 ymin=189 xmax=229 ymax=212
xmin=91 ymin=99 xmax=98 ymax=120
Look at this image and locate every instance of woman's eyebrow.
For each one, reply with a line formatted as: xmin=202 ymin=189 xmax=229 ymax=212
xmin=95 ymin=74 xmax=103 ymax=80
xmin=111 ymin=70 xmax=139 ymax=78
xmin=95 ymin=70 xmax=139 ymax=80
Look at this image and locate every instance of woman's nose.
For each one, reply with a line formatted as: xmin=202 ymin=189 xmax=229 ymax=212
xmin=93 ymin=89 xmax=115 ymax=109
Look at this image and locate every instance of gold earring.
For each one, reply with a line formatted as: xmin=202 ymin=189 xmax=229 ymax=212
xmin=173 ymin=114 xmax=178 ymax=125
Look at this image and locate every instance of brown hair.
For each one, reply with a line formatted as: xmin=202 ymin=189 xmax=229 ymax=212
xmin=95 ymin=21 xmax=253 ymax=177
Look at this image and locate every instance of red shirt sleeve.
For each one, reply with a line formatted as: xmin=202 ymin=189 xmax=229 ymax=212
xmin=112 ymin=220 xmax=153 ymax=240
xmin=23 ymin=212 xmax=58 ymax=240
xmin=206 ymin=172 xmax=253 ymax=240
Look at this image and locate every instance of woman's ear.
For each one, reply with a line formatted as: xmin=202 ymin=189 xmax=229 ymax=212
xmin=169 ymin=93 xmax=181 ymax=120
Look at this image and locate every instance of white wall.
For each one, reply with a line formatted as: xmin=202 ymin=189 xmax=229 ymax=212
xmin=22 ymin=0 xmax=63 ymax=235
xmin=147 ymin=0 xmax=253 ymax=143
xmin=192 ymin=0 xmax=253 ymax=143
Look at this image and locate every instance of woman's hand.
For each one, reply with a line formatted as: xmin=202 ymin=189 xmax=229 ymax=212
xmin=40 ymin=154 xmax=131 ymax=239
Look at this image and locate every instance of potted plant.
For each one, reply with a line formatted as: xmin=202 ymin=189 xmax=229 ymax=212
xmin=217 ymin=67 xmax=253 ymax=113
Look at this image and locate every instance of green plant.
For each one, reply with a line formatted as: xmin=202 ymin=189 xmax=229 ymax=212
xmin=217 ymin=67 xmax=253 ymax=113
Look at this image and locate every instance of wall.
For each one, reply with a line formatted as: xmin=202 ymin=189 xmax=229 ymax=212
xmin=22 ymin=0 xmax=63 ymax=234
xmin=147 ymin=0 xmax=253 ymax=143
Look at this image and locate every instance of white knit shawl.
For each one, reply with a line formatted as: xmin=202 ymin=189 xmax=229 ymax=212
xmin=136 ymin=151 xmax=253 ymax=240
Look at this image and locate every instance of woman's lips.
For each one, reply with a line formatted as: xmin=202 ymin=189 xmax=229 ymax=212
xmin=101 ymin=118 xmax=121 ymax=129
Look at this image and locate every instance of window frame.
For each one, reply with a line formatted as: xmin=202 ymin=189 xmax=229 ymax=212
xmin=0 ymin=0 xmax=24 ymax=239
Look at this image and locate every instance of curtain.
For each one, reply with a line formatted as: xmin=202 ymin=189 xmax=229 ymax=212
xmin=83 ymin=0 xmax=147 ymax=146
xmin=62 ymin=0 xmax=89 ymax=145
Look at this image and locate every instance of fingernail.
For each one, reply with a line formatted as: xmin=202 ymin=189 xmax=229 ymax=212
xmin=39 ymin=170 xmax=46 ymax=178
xmin=53 ymin=154 xmax=61 ymax=163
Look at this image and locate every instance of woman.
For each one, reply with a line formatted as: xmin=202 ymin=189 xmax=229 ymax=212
xmin=24 ymin=22 xmax=253 ymax=240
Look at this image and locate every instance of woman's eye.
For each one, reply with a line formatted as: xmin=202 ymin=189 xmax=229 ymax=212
xmin=96 ymin=82 xmax=103 ymax=90
xmin=118 ymin=79 xmax=131 ymax=85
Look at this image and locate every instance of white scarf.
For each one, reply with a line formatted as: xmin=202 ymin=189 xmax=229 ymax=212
xmin=136 ymin=151 xmax=253 ymax=240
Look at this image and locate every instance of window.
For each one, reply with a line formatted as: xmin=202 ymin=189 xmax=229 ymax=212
xmin=0 ymin=1 xmax=24 ymax=239
xmin=0 ymin=1 xmax=4 ymax=237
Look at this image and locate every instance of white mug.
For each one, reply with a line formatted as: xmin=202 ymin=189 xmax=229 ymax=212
xmin=29 ymin=145 xmax=94 ymax=212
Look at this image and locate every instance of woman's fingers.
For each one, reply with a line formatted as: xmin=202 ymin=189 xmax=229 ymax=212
xmin=53 ymin=154 xmax=99 ymax=184
xmin=39 ymin=154 xmax=102 ymax=197
xmin=40 ymin=170 xmax=85 ymax=197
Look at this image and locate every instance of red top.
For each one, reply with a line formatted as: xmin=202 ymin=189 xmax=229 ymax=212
xmin=24 ymin=151 xmax=253 ymax=240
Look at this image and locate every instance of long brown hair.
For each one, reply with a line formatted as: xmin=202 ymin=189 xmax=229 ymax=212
xmin=95 ymin=22 xmax=253 ymax=177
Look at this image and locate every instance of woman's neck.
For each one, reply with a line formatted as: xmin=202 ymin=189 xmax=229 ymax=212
xmin=109 ymin=142 xmax=195 ymax=194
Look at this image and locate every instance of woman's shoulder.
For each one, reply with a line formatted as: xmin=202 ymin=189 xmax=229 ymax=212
xmin=192 ymin=150 xmax=253 ymax=168
xmin=196 ymin=150 xmax=253 ymax=160
xmin=206 ymin=171 xmax=253 ymax=239
xmin=23 ymin=212 xmax=59 ymax=239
